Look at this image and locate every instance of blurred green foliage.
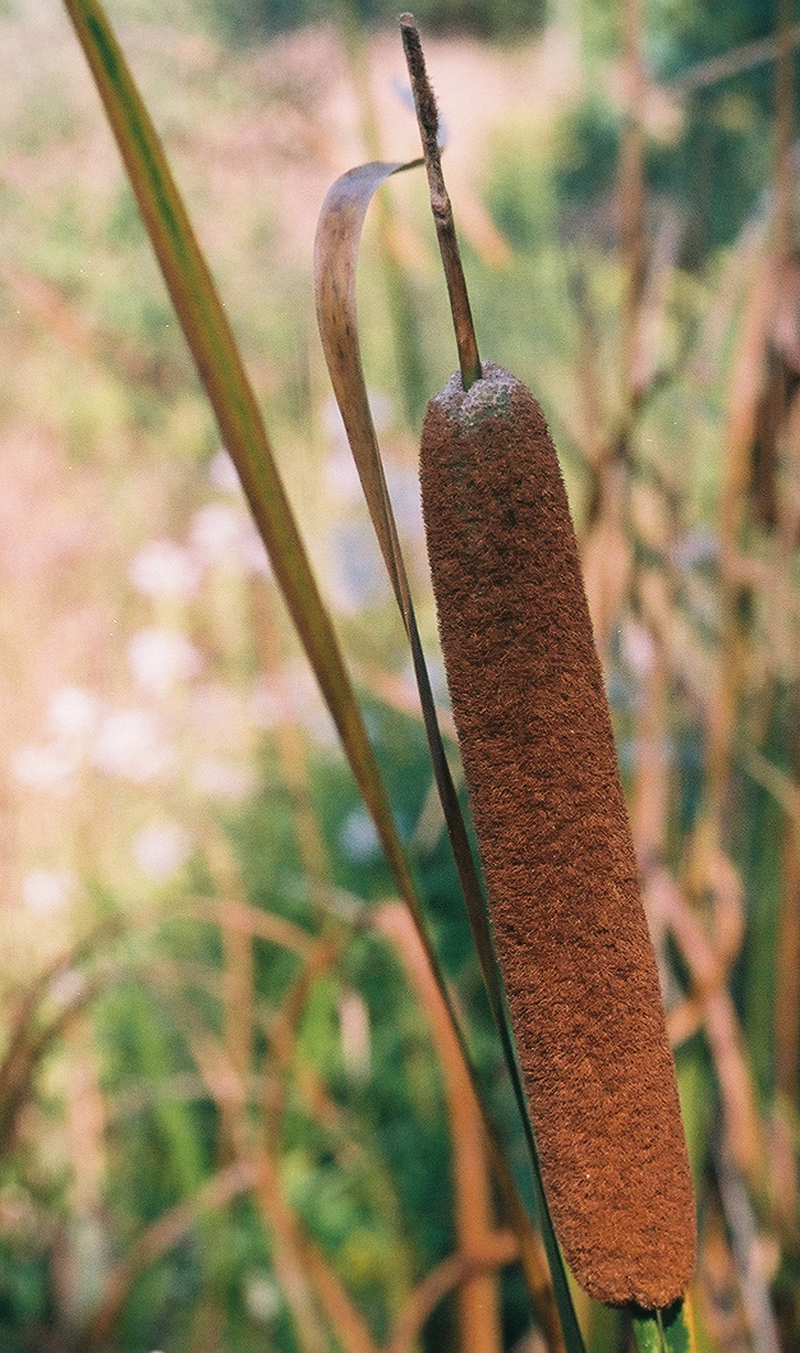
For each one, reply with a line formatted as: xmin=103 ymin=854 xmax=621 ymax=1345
xmin=557 ymin=0 xmax=790 ymax=260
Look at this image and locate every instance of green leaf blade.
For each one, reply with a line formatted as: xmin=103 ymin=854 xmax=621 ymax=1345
xmin=632 ymin=1298 xmax=697 ymax=1353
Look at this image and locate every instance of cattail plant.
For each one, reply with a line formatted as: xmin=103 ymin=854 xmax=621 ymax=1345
xmin=401 ymin=13 xmax=696 ymax=1316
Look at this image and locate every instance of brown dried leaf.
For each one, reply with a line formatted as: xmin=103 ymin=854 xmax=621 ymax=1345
xmin=646 ymin=868 xmax=764 ymax=1185
xmin=314 ymin=160 xmax=503 ymax=1026
xmin=314 ymin=159 xmax=419 ymax=599
xmin=580 ymin=516 xmax=633 ymax=654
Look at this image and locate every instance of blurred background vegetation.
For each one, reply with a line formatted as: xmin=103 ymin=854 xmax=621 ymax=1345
xmin=2 ymin=0 xmax=800 ymax=1349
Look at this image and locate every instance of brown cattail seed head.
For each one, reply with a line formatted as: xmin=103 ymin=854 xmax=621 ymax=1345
xmin=420 ymin=363 xmax=696 ymax=1308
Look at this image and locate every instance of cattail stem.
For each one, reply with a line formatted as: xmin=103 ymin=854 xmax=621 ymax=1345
xmin=400 ymin=13 xmax=481 ymax=391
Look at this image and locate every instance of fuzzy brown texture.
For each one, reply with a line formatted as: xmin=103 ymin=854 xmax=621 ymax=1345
xmin=420 ymin=364 xmax=696 ymax=1308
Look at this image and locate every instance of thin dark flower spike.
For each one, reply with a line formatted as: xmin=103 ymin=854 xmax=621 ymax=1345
xmin=399 ymin=14 xmax=480 ymax=391
xmin=402 ymin=15 xmax=697 ymax=1310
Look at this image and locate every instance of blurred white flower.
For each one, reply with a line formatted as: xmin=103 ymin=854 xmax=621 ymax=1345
xmin=128 ymin=627 xmax=202 ymax=698
xmin=340 ymin=808 xmax=379 ymax=862
xmin=129 ymin=538 xmax=202 ymax=600
xmin=208 ymin=448 xmax=242 ymax=494
xmin=49 ymin=968 xmax=86 ymax=1009
xmin=189 ymin=502 xmax=270 ymax=577
xmin=620 ymin=620 xmax=657 ymax=680
xmin=11 ymin=744 xmax=79 ymax=796
xmin=339 ymin=989 xmax=371 ymax=1082
xmin=244 ymin=1272 xmax=282 ymax=1324
xmin=47 ymin=686 xmax=99 ymax=741
xmin=132 ymin=821 xmax=192 ymax=880
xmin=92 ymin=709 xmax=172 ymax=783
xmin=190 ymin=503 xmax=242 ymax=562
xmin=22 ymin=868 xmax=76 ymax=916
xmin=192 ymin=758 xmax=256 ymax=803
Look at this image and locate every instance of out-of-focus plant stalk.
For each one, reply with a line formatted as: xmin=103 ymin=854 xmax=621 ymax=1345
xmin=85 ymin=1160 xmax=263 ymax=1350
xmin=575 ymin=0 xmax=645 ymax=660
xmin=771 ymin=0 xmax=800 ymax=1114
xmin=377 ymin=903 xmax=509 ymax=1353
xmin=630 ymin=636 xmax=670 ymax=866
xmin=250 ymin=581 xmax=331 ymax=899
xmin=776 ymin=808 xmax=800 ymax=1103
xmin=204 ymin=828 xmax=255 ymax=1158
xmin=775 ymin=0 xmax=796 ymax=268
xmin=620 ymin=0 xmax=646 ymax=417
xmin=707 ymin=250 xmax=776 ymax=849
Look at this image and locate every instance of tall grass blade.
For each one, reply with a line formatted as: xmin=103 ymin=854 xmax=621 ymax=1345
xmin=60 ymin=0 xmax=417 ymax=930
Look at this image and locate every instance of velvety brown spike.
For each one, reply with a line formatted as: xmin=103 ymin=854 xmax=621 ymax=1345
xmin=420 ymin=363 xmax=696 ymax=1309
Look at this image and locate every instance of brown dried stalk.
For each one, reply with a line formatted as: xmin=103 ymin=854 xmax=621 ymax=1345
xmin=399 ymin=13 xmax=481 ymax=390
